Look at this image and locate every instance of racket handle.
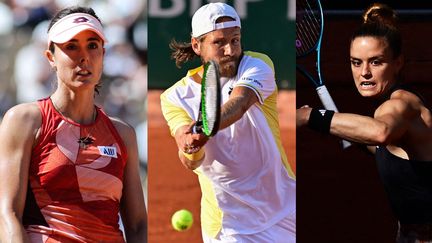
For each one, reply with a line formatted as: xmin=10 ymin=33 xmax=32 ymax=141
xmin=193 ymin=121 xmax=203 ymax=134
xmin=316 ymin=85 xmax=339 ymax=112
xmin=316 ymin=85 xmax=352 ymax=149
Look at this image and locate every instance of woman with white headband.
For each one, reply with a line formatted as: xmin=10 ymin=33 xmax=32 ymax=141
xmin=0 ymin=6 xmax=147 ymax=242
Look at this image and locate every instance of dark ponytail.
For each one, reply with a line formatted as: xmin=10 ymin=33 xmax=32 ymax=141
xmin=352 ymin=3 xmax=402 ymax=59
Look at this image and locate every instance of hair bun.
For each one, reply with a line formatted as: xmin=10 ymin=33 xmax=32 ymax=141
xmin=363 ymin=3 xmax=397 ymax=27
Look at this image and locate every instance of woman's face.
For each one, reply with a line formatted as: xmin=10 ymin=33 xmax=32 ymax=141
xmin=46 ymin=30 xmax=104 ymax=92
xmin=350 ymin=36 xmax=402 ymax=98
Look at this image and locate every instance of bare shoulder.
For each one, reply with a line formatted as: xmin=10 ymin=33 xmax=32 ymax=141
xmin=391 ymin=90 xmax=432 ymax=126
xmin=390 ymin=89 xmax=423 ymax=105
xmin=108 ymin=117 xmax=136 ymax=144
xmin=375 ymin=99 xmax=417 ymax=121
xmin=375 ymin=90 xmax=424 ymax=121
xmin=0 ymin=102 xmax=42 ymax=149
xmin=380 ymin=90 xmax=421 ymax=111
xmin=2 ymin=102 xmax=41 ymax=128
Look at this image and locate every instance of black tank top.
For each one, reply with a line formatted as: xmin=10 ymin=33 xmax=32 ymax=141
xmin=376 ymin=146 xmax=432 ymax=223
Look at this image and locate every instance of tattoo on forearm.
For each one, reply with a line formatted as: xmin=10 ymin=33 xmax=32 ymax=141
xmin=220 ymin=96 xmax=247 ymax=129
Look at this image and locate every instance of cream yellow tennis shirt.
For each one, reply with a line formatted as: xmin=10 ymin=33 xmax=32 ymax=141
xmin=161 ymin=51 xmax=296 ymax=238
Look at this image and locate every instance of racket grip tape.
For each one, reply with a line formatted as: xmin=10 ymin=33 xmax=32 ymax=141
xmin=193 ymin=121 xmax=203 ymax=134
xmin=316 ymin=85 xmax=339 ymax=112
xmin=316 ymin=85 xmax=352 ymax=149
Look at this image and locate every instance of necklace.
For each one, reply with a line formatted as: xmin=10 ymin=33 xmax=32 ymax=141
xmin=77 ymin=133 xmax=95 ymax=149
xmin=51 ymin=99 xmax=97 ymax=149
xmin=72 ymin=110 xmax=97 ymax=149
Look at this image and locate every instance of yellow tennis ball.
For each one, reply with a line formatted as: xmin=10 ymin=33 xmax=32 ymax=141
xmin=171 ymin=209 xmax=193 ymax=231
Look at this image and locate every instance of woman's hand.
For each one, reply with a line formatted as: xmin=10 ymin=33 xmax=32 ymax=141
xmin=296 ymin=105 xmax=312 ymax=128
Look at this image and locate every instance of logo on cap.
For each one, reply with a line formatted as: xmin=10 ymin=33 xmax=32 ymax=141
xmin=73 ymin=17 xmax=89 ymax=23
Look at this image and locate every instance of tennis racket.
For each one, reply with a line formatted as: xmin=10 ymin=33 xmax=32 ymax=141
xmin=296 ymin=0 xmax=351 ymax=148
xmin=194 ymin=60 xmax=221 ymax=137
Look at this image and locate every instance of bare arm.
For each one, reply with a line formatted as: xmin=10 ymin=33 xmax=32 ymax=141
xmin=113 ymin=119 xmax=147 ymax=243
xmin=177 ymin=149 xmax=204 ymax=170
xmin=219 ymin=86 xmax=258 ymax=130
xmin=173 ymin=86 xmax=258 ymax=170
xmin=297 ymin=98 xmax=418 ymax=145
xmin=331 ymin=99 xmax=417 ymax=144
xmin=0 ymin=103 xmax=41 ymax=243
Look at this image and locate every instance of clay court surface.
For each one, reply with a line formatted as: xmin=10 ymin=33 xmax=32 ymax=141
xmin=147 ymin=90 xmax=295 ymax=242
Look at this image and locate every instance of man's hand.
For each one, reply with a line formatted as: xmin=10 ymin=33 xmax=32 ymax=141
xmin=175 ymin=121 xmax=209 ymax=154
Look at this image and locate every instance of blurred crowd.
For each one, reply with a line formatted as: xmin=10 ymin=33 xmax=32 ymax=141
xmin=0 ymin=0 xmax=148 ymax=177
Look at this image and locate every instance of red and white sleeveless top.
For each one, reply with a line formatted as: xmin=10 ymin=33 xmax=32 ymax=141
xmin=23 ymin=97 xmax=127 ymax=242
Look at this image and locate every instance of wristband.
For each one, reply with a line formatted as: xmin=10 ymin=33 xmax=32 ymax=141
xmin=182 ymin=147 xmax=205 ymax=161
xmin=307 ymin=108 xmax=335 ymax=133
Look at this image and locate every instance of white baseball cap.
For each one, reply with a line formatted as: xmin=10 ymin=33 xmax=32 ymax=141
xmin=191 ymin=3 xmax=241 ymax=38
xmin=48 ymin=13 xmax=107 ymax=47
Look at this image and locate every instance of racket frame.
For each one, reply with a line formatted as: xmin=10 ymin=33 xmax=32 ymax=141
xmin=296 ymin=0 xmax=351 ymax=148
xmin=201 ymin=60 xmax=221 ymax=137
xmin=194 ymin=60 xmax=221 ymax=137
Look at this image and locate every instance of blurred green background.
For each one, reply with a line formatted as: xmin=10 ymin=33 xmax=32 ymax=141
xmin=148 ymin=0 xmax=295 ymax=89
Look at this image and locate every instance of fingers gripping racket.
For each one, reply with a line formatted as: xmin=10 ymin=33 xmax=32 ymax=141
xmin=194 ymin=60 xmax=221 ymax=137
xmin=296 ymin=0 xmax=351 ymax=148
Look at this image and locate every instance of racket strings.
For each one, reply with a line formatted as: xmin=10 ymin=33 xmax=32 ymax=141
xmin=297 ymin=1 xmax=321 ymax=43
xmin=297 ymin=12 xmax=320 ymax=54
xmin=296 ymin=0 xmax=322 ymax=57
xmin=201 ymin=62 xmax=220 ymax=136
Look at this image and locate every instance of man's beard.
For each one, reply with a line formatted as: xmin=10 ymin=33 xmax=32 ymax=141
xmin=218 ymin=56 xmax=240 ymax=78
xmin=202 ymin=55 xmax=241 ymax=78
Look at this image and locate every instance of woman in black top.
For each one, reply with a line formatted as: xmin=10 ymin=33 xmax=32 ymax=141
xmin=297 ymin=3 xmax=432 ymax=242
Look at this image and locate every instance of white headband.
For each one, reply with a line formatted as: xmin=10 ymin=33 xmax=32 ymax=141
xmin=48 ymin=13 xmax=107 ymax=47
